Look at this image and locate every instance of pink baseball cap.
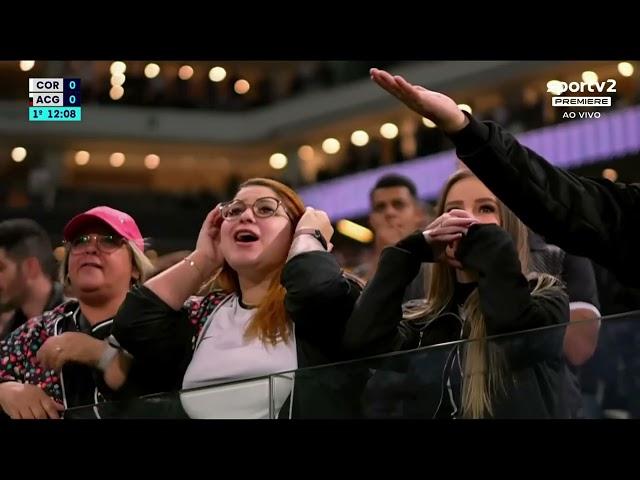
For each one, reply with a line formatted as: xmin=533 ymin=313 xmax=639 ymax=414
xmin=63 ymin=206 xmax=145 ymax=251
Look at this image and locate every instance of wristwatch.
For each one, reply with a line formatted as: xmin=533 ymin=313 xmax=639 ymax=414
xmin=294 ymin=228 xmax=328 ymax=250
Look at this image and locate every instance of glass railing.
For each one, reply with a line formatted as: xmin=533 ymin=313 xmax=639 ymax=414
xmin=63 ymin=310 xmax=640 ymax=419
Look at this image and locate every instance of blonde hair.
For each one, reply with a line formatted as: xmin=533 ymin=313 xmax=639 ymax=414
xmin=403 ymin=169 xmax=561 ymax=418
xmin=60 ymin=240 xmax=154 ymax=289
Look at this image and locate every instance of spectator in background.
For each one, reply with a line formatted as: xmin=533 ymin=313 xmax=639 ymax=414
xmin=529 ymin=231 xmax=601 ymax=367
xmin=0 ymin=219 xmax=64 ymax=340
xmin=529 ymin=231 xmax=601 ymax=417
xmin=0 ymin=206 xmax=154 ymax=419
xmin=353 ymin=174 xmax=427 ymax=301
xmin=581 ymin=262 xmax=640 ymax=417
xmin=0 ymin=308 xmax=15 ymax=341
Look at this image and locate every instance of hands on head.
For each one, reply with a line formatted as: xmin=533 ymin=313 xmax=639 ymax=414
xmin=196 ymin=203 xmax=336 ymax=267
xmin=295 ymin=207 xmax=335 ymax=252
xmin=193 ymin=205 xmax=226 ymax=276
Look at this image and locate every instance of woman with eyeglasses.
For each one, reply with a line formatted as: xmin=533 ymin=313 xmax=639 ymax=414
xmin=111 ymin=178 xmax=363 ymax=418
xmin=0 ymin=206 xmax=154 ymax=419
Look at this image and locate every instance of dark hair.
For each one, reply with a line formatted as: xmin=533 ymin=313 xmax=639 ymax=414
xmin=369 ymin=173 xmax=418 ymax=204
xmin=0 ymin=219 xmax=57 ymax=280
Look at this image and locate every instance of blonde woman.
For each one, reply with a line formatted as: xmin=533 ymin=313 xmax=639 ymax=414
xmin=345 ymin=170 xmax=575 ymax=418
xmin=0 ymin=206 xmax=153 ymax=419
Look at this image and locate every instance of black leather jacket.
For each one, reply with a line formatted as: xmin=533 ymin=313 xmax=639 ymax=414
xmin=344 ymin=226 xmax=577 ymax=418
xmin=451 ymin=112 xmax=640 ymax=287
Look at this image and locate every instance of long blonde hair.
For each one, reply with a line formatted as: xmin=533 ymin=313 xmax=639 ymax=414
xmin=215 ymin=178 xmax=306 ymax=346
xmin=404 ymin=169 xmax=560 ymax=418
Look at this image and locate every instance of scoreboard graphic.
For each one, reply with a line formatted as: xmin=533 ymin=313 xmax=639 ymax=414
xmin=28 ymin=78 xmax=82 ymax=121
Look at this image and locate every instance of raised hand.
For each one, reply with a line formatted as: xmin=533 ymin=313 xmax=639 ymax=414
xmin=193 ymin=205 xmax=225 ymax=276
xmin=370 ymin=68 xmax=470 ymax=134
xmin=295 ymin=207 xmax=335 ymax=251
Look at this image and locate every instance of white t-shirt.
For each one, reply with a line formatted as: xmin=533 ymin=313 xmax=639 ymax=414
xmin=181 ymin=294 xmax=297 ymax=419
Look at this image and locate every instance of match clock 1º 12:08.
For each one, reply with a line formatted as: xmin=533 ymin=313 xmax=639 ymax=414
xmin=29 ymin=106 xmax=82 ymax=121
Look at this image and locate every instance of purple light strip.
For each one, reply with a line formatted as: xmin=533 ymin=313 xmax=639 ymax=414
xmin=299 ymin=106 xmax=640 ymax=220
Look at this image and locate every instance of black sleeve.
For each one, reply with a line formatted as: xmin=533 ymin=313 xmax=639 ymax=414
xmin=111 ymin=286 xmax=196 ymax=393
xmin=343 ymin=231 xmax=432 ymax=356
xmin=282 ymin=251 xmax=362 ymax=351
xmin=592 ymin=262 xmax=640 ymax=315
xmin=449 ymin=113 xmax=640 ymax=286
xmin=562 ymin=253 xmax=601 ymax=311
xmin=105 ymin=359 xmax=163 ymax=401
xmin=456 ymin=224 xmax=569 ymax=336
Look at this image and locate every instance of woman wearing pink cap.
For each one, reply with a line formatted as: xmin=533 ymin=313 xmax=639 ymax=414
xmin=112 ymin=178 xmax=363 ymax=418
xmin=0 ymin=206 xmax=154 ymax=419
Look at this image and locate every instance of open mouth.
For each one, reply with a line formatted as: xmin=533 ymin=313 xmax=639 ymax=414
xmin=80 ymin=262 xmax=103 ymax=269
xmin=234 ymin=230 xmax=259 ymax=244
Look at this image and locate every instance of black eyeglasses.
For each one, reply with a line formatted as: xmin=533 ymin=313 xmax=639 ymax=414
xmin=66 ymin=234 xmax=127 ymax=254
xmin=219 ymin=197 xmax=290 ymax=221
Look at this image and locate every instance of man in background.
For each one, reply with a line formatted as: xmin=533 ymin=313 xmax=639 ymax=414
xmin=0 ymin=219 xmax=64 ymax=339
xmin=353 ymin=173 xmax=429 ymax=301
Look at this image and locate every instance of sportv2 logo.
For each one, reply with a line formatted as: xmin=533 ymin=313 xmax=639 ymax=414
xmin=547 ymin=79 xmax=616 ymax=107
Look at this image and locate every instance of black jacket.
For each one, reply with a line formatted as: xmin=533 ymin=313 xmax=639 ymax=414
xmin=450 ymin=113 xmax=640 ymax=287
xmin=0 ymin=300 xmax=149 ymax=420
xmin=110 ymin=251 xmax=363 ymax=418
xmin=344 ymin=225 xmax=577 ymax=418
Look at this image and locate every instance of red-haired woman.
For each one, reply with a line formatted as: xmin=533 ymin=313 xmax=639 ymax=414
xmin=112 ymin=178 xmax=363 ymax=418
